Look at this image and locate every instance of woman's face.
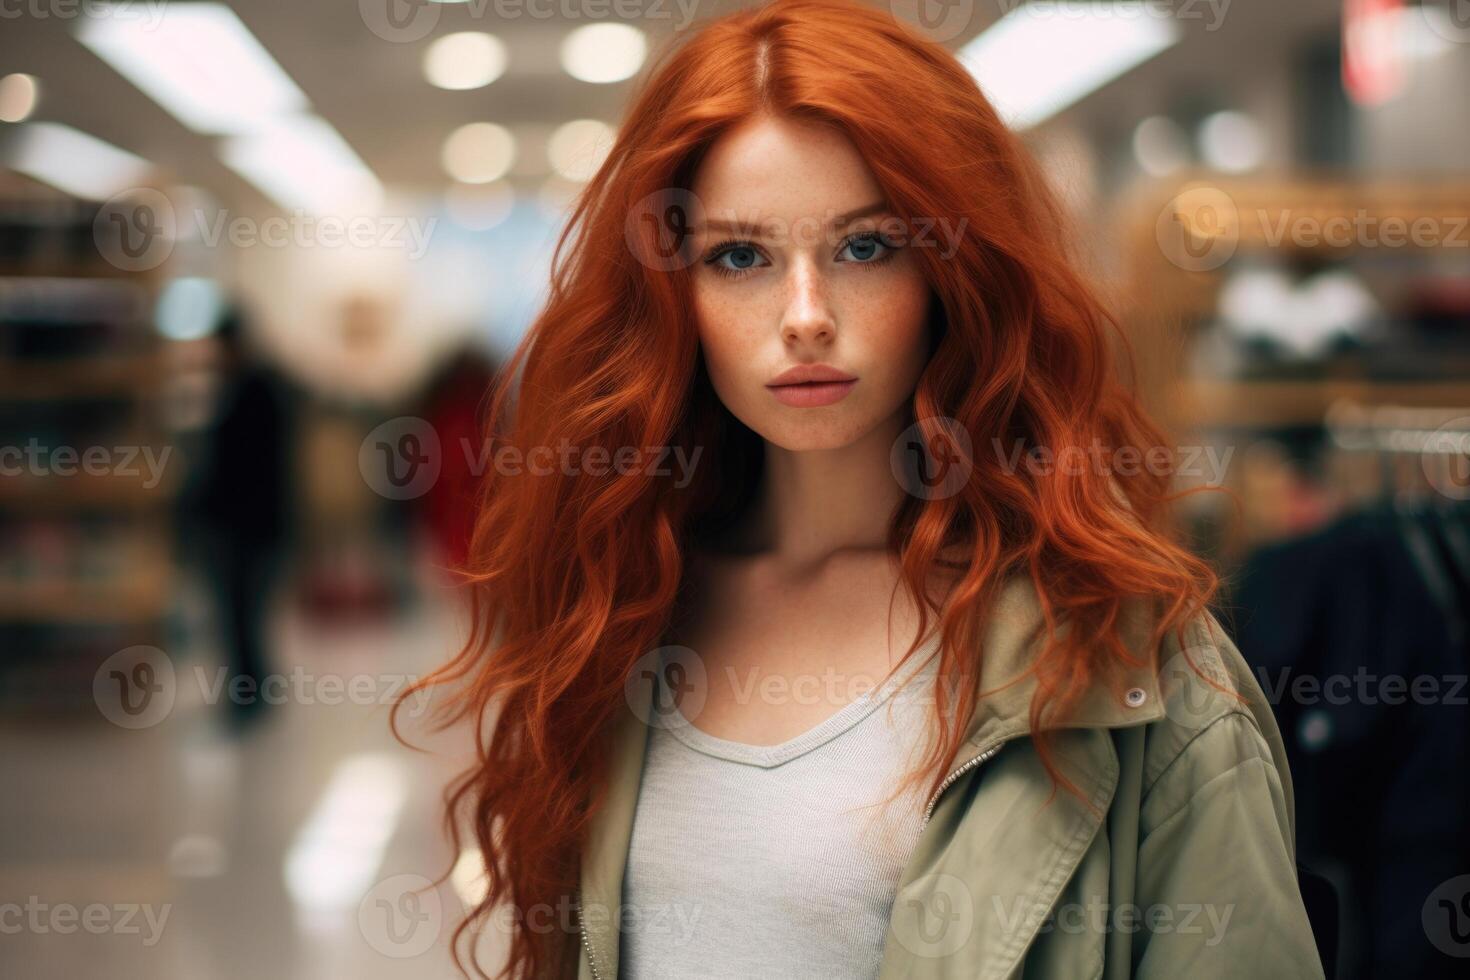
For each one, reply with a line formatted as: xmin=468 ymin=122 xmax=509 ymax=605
xmin=688 ymin=114 xmax=933 ymax=452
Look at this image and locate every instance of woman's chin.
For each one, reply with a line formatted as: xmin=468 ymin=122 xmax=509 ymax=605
xmin=751 ymin=417 xmax=876 ymax=454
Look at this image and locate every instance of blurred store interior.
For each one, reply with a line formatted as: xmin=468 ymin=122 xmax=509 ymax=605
xmin=1 ymin=1 xmax=1469 ymax=977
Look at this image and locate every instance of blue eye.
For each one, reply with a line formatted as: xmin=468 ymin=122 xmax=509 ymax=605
xmin=839 ymin=232 xmax=894 ymax=263
xmin=702 ymin=232 xmax=898 ymax=281
xmin=704 ymin=240 xmax=769 ymax=279
xmin=720 ymin=246 xmax=761 ymax=270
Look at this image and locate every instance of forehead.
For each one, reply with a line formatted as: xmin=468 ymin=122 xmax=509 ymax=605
xmin=690 ymin=114 xmax=885 ymax=226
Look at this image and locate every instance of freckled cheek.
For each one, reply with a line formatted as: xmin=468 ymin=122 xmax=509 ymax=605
xmin=692 ymin=288 xmax=768 ymax=400
xmin=847 ymin=270 xmax=932 ymax=386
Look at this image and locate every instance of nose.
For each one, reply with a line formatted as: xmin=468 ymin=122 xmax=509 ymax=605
xmin=779 ymin=255 xmax=835 ymax=347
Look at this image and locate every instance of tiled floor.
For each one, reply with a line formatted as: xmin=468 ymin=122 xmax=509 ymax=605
xmin=1 ymin=568 xmax=502 ymax=979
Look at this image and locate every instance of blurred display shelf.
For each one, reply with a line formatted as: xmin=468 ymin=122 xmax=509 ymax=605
xmin=0 ymin=353 xmax=167 ymax=401
xmin=0 ymin=579 xmax=170 ymax=624
xmin=1126 ymin=173 xmax=1470 ymax=306
xmin=0 ymin=191 xmax=179 ymax=648
xmin=0 ymin=184 xmax=155 ymax=281
xmin=1192 ymin=344 xmax=1470 ymax=381
xmin=0 ymin=258 xmax=145 ymax=280
xmin=0 ymin=538 xmax=172 ymax=623
xmin=1179 ymin=378 xmax=1470 ymax=428
xmin=0 ymin=471 xmax=182 ymax=510
xmin=1156 ymin=173 xmax=1470 ymax=255
xmin=1122 ymin=172 xmax=1470 ymax=435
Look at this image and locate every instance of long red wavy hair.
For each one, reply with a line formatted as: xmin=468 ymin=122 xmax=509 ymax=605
xmin=393 ymin=1 xmax=1218 ymax=976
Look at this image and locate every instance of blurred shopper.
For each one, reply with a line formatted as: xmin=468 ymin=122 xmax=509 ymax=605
xmin=416 ymin=341 xmax=499 ymax=575
xmin=1233 ymin=499 xmax=1470 ymax=980
xmin=194 ymin=304 xmax=297 ymax=729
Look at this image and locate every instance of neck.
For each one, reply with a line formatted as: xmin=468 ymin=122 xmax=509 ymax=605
xmin=739 ymin=407 xmax=909 ymax=568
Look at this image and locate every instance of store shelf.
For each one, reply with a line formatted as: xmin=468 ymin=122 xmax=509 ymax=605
xmin=0 ymin=471 xmax=181 ymax=510
xmin=1123 ymin=173 xmax=1470 ymax=437
xmin=0 ymin=581 xmax=171 ymax=624
xmin=0 ymin=192 xmax=178 ymax=648
xmin=1160 ymin=174 xmax=1470 ymax=254
xmin=0 ymin=528 xmax=172 ymax=623
xmin=0 ymin=259 xmax=143 ymax=281
xmin=0 ymin=353 xmax=167 ymax=401
xmin=1180 ymin=379 xmax=1470 ymax=428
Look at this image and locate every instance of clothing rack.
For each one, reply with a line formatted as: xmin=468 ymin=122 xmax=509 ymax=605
xmin=1323 ymin=399 xmax=1470 ymax=506
xmin=1325 ymin=399 xmax=1470 ymax=454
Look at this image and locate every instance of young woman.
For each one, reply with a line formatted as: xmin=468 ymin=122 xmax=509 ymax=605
xmin=399 ymin=1 xmax=1326 ymax=977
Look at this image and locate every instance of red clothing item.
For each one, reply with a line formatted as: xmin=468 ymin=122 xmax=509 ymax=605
xmin=420 ymin=353 xmax=497 ymax=573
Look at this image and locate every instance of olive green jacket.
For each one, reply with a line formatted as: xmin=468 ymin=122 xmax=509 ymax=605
xmin=573 ymin=576 xmax=1327 ymax=978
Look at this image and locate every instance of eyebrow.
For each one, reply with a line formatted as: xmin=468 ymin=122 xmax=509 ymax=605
xmin=698 ymin=199 xmax=891 ymax=237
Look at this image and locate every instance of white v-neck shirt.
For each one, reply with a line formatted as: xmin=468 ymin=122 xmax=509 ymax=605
xmin=620 ymin=633 xmax=945 ymax=979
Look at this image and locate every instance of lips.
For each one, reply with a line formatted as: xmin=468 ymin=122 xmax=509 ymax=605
xmin=767 ymin=363 xmax=858 ymax=386
xmin=766 ymin=364 xmax=858 ymax=408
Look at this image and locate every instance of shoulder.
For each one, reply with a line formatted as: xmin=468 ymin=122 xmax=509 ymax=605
xmin=1102 ymin=608 xmax=1323 ymax=977
xmin=1131 ymin=609 xmax=1295 ymax=839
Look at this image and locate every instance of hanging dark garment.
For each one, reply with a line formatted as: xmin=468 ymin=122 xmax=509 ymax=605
xmin=1229 ymin=505 xmax=1470 ymax=980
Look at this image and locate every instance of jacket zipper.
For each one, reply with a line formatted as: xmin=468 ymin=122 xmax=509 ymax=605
xmin=921 ymin=740 xmax=1006 ymax=826
xmin=575 ymin=892 xmax=605 ymax=980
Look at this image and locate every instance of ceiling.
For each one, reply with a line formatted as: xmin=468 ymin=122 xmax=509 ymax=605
xmin=0 ymin=0 xmax=1344 ymax=212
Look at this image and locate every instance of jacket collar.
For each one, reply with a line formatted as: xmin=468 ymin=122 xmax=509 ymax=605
xmin=947 ymin=573 xmax=1166 ymax=756
xmin=576 ymin=573 xmax=1165 ymax=978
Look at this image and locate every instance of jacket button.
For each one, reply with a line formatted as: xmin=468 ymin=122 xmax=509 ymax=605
xmin=1124 ymin=686 xmax=1147 ymax=707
